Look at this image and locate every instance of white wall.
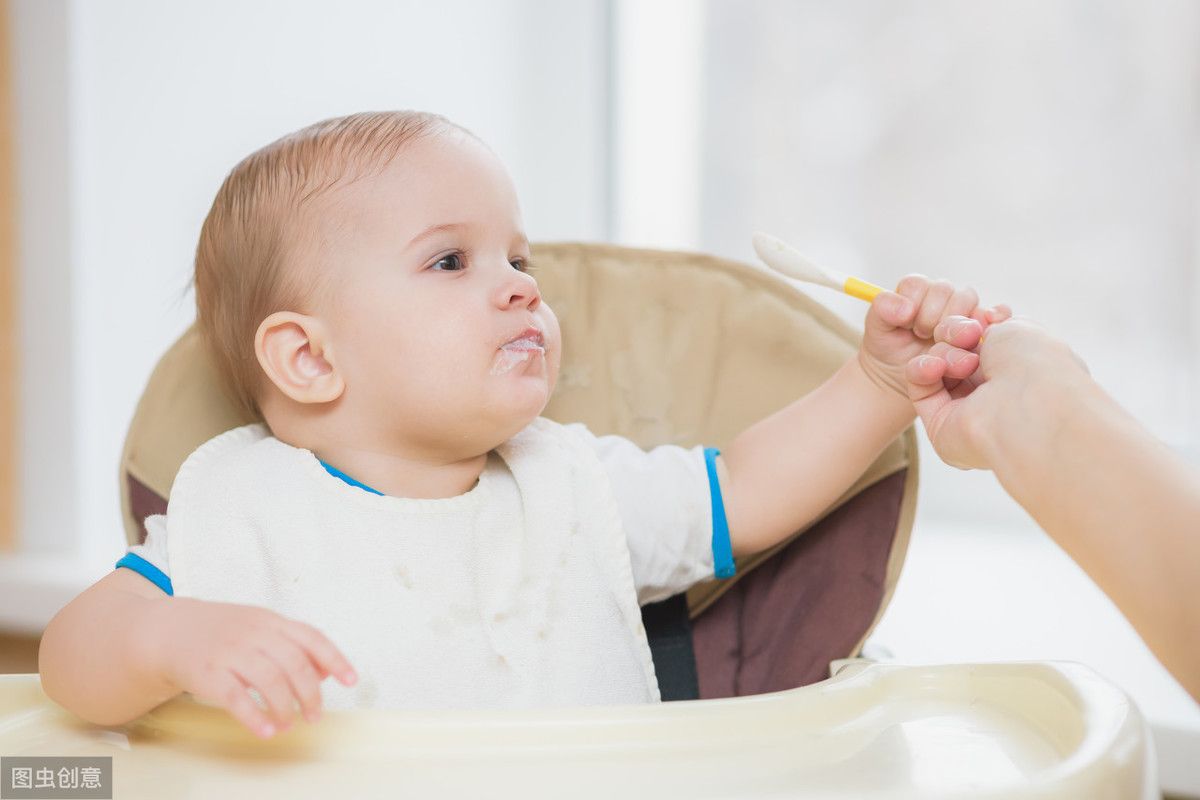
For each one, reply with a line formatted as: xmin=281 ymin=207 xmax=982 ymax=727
xmin=11 ymin=1 xmax=76 ymax=559
xmin=9 ymin=0 xmax=611 ymax=593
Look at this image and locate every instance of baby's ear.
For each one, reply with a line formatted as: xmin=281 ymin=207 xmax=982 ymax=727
xmin=254 ymin=312 xmax=345 ymax=404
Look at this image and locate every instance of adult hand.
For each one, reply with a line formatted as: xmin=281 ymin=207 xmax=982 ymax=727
xmin=903 ymin=316 xmax=1200 ymax=702
xmin=903 ymin=315 xmax=1080 ymax=471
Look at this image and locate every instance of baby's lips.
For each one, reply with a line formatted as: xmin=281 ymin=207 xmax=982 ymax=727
xmin=499 ymin=325 xmax=545 ymax=350
xmin=490 ymin=344 xmax=542 ymax=376
xmin=500 ymin=337 xmax=544 ymax=352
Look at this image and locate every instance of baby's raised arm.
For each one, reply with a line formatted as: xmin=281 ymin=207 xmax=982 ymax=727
xmin=39 ymin=569 xmax=356 ymax=738
xmin=718 ymin=276 xmax=1005 ymax=556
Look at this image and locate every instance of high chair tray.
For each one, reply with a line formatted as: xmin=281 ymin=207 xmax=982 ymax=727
xmin=0 ymin=661 xmax=1154 ymax=799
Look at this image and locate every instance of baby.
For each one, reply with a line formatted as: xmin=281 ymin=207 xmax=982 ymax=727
xmin=39 ymin=111 xmax=1002 ymax=739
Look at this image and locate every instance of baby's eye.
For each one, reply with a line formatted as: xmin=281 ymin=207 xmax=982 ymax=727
xmin=430 ymin=253 xmax=464 ymax=271
xmin=510 ymin=258 xmax=532 ymax=273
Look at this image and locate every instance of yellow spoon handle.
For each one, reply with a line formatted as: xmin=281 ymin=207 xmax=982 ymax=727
xmin=843 ymin=276 xmax=884 ymax=303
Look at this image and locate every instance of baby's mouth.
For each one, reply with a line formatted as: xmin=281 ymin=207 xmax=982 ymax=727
xmin=491 ymin=329 xmax=546 ymax=375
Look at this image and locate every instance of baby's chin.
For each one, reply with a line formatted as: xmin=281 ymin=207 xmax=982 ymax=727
xmin=464 ymin=404 xmax=544 ymax=455
xmin=496 ymin=378 xmax=551 ymax=421
xmin=481 ymin=378 xmax=552 ymax=435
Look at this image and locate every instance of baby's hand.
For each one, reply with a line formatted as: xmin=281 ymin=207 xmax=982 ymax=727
xmin=858 ymin=274 xmax=1010 ymax=397
xmin=151 ymin=598 xmax=357 ymax=738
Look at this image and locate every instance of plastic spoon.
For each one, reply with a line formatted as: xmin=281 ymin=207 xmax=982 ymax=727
xmin=752 ymin=232 xmax=883 ymax=303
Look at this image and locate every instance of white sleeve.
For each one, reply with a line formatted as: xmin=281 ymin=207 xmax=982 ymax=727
xmin=564 ymin=423 xmax=717 ymax=606
xmin=125 ymin=514 xmax=171 ymax=577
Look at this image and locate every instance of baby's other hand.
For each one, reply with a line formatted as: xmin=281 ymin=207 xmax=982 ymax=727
xmin=858 ymin=274 xmax=1010 ymax=397
xmin=151 ymin=598 xmax=357 ymax=738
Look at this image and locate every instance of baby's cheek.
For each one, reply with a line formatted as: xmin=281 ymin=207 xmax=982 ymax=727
xmin=540 ymin=340 xmax=562 ymax=393
xmin=541 ymin=313 xmax=563 ymax=362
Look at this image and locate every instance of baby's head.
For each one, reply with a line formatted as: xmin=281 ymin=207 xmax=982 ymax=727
xmin=195 ymin=111 xmax=561 ymax=459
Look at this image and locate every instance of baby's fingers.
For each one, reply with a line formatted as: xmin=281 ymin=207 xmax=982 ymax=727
xmin=206 ymin=672 xmax=280 ymax=739
xmin=282 ymin=621 xmax=357 ymax=688
xmin=263 ymin=635 xmax=326 ymax=724
xmin=232 ymin=652 xmax=297 ymax=731
xmin=944 ymin=285 xmax=980 ymax=321
xmin=933 ymin=315 xmax=984 ymax=351
xmin=913 ymin=280 xmax=958 ymax=339
xmin=866 ymin=291 xmax=917 ymax=332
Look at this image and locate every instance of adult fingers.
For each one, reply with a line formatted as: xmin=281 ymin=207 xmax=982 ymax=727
xmin=905 ymin=353 xmax=953 ymax=425
xmin=928 ymin=341 xmax=979 ymax=381
xmin=987 ymin=304 xmax=1013 ymax=324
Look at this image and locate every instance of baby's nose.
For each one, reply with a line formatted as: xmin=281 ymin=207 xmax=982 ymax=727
xmin=498 ymin=268 xmax=540 ymax=310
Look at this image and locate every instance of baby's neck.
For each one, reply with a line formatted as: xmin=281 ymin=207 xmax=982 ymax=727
xmin=259 ymin=397 xmax=509 ymax=500
xmin=308 ymin=442 xmax=489 ymax=500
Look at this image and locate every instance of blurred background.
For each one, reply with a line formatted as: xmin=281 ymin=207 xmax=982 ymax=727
xmin=1 ymin=0 xmax=1197 ymax=793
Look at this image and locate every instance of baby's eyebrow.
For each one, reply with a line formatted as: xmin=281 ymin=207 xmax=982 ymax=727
xmin=406 ymin=222 xmax=468 ymax=250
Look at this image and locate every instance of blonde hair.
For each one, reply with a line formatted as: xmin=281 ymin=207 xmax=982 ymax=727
xmin=194 ymin=110 xmax=460 ymax=418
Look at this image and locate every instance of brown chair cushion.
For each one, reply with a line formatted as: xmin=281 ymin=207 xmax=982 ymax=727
xmin=126 ymin=474 xmax=167 ymax=545
xmin=693 ymin=471 xmax=907 ymax=696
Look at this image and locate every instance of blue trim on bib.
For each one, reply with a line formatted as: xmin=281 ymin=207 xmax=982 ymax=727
xmin=115 ymin=552 xmax=175 ymax=596
xmin=319 ymin=460 xmax=384 ymax=496
xmin=704 ymin=447 xmax=735 ymax=579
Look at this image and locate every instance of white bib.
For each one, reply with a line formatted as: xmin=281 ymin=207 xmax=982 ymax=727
xmin=165 ymin=418 xmax=661 ymax=710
